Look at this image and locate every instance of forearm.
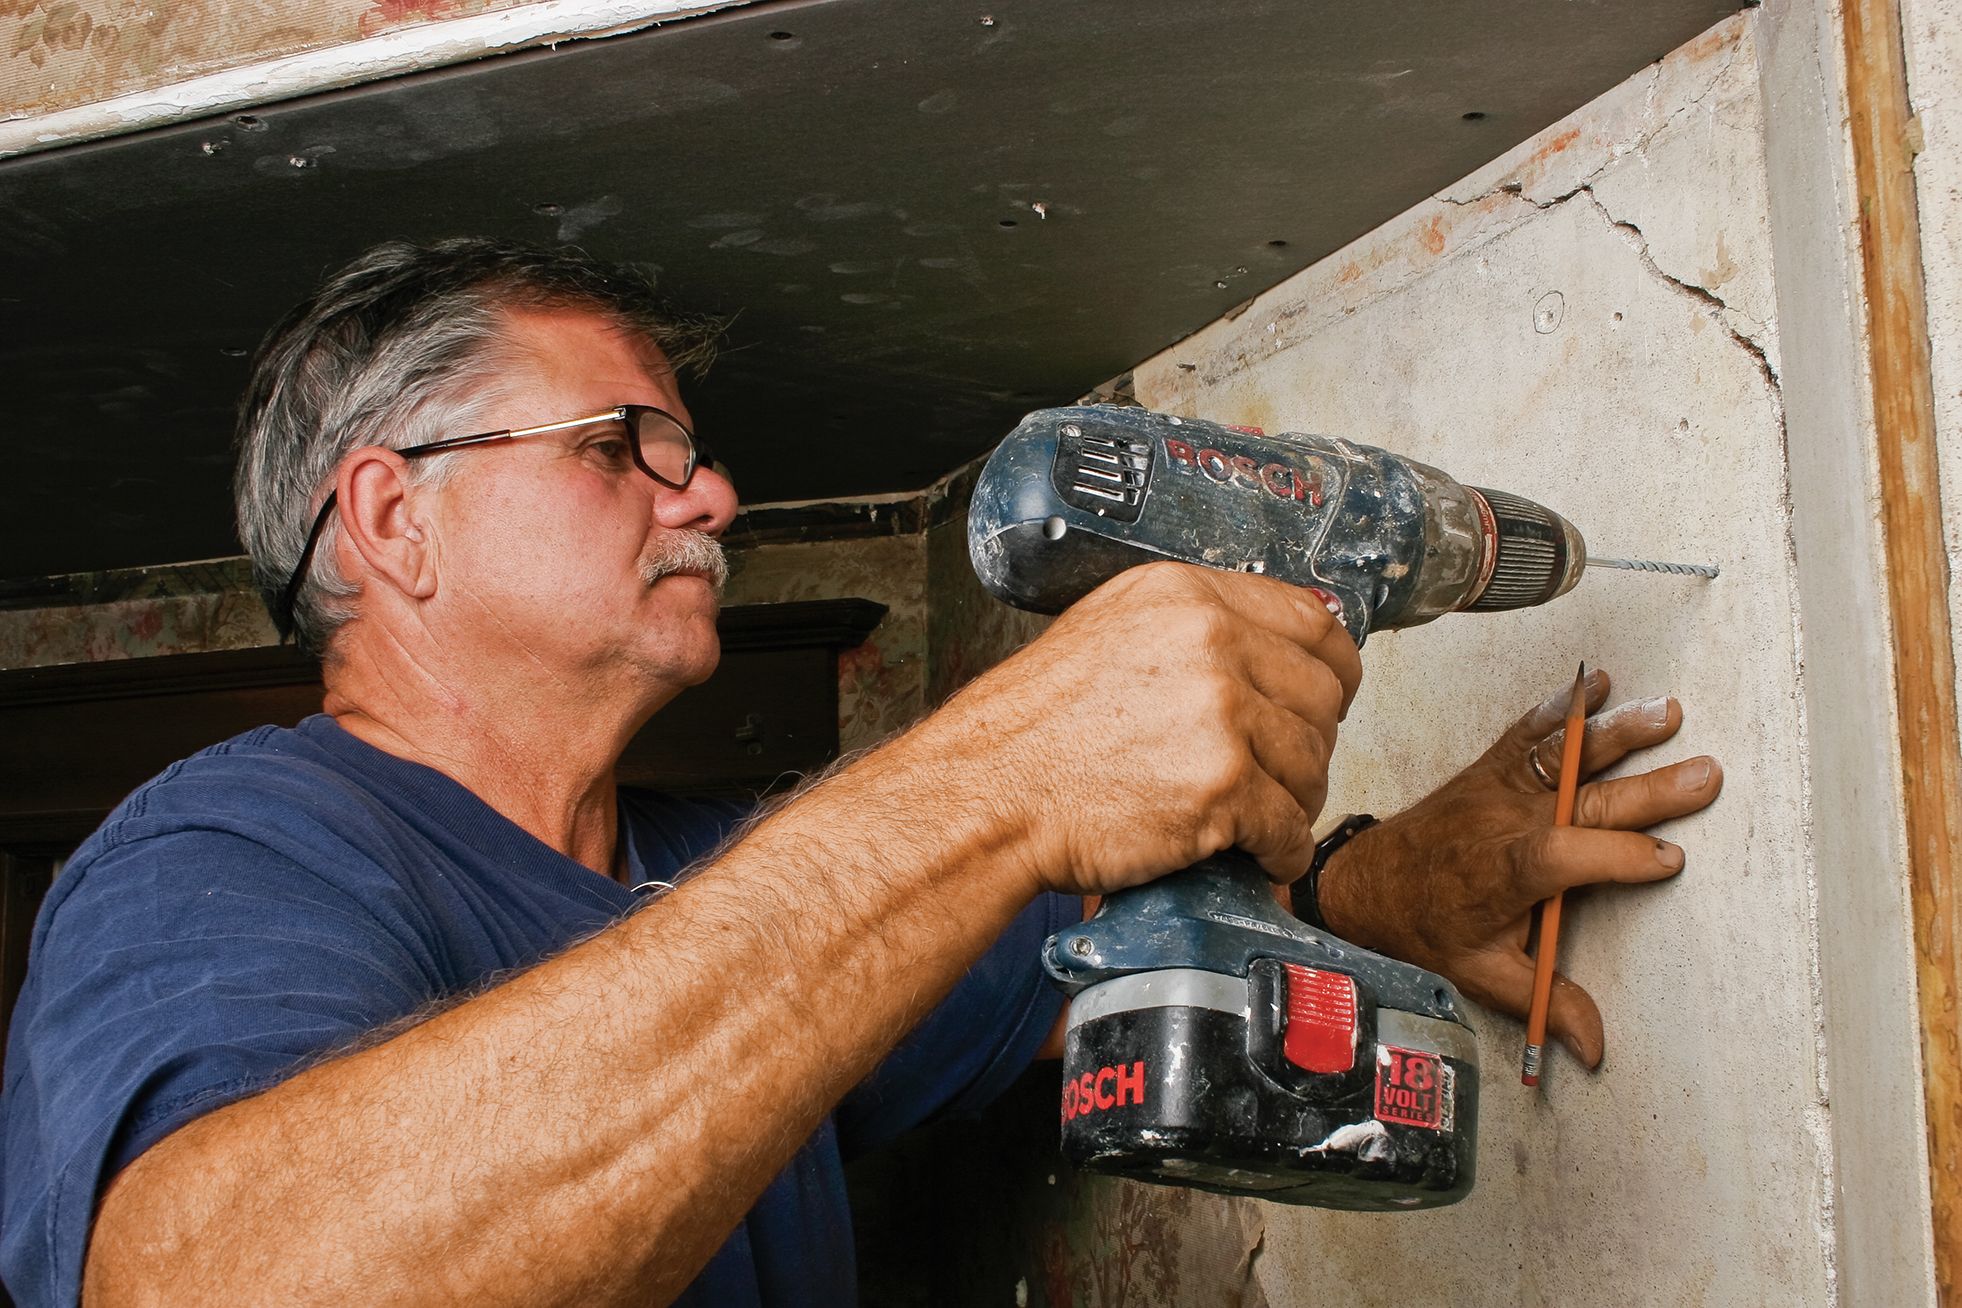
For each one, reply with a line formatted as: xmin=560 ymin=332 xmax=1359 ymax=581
xmin=85 ymin=724 xmax=1038 ymax=1307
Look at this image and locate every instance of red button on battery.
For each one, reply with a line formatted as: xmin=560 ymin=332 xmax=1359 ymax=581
xmin=1282 ymin=963 xmax=1358 ymax=1074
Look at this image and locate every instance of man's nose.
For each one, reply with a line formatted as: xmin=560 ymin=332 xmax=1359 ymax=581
xmin=652 ymin=464 xmax=738 ymax=536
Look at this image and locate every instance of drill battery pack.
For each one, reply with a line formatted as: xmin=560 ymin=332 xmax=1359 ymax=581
xmin=1048 ymin=855 xmax=1479 ymax=1210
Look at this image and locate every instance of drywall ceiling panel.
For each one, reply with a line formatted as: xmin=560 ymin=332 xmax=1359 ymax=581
xmin=0 ymin=0 xmax=1742 ymax=579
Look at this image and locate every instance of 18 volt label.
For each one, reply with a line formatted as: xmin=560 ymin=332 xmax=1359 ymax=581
xmin=1375 ymin=1044 xmax=1454 ymax=1132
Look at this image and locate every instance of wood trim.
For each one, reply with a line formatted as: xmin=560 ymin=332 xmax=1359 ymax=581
xmin=714 ymin=598 xmax=888 ymax=652
xmin=1843 ymin=0 xmax=1962 ymax=1295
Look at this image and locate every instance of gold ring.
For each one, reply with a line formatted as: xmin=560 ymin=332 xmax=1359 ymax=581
xmin=1528 ymin=746 xmax=1560 ymax=790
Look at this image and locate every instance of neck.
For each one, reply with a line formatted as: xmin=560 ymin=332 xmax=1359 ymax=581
xmin=320 ymin=622 xmax=664 ymax=879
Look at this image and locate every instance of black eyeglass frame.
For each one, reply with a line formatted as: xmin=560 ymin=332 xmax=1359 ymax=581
xmin=274 ymin=403 xmax=712 ymax=640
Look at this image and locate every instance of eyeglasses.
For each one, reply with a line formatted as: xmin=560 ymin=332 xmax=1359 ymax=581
xmin=275 ymin=404 xmax=713 ymax=640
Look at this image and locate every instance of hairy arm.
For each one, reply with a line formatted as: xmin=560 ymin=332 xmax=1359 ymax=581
xmin=86 ymin=724 xmax=1036 ymax=1307
xmin=84 ymin=563 xmax=1359 ymax=1307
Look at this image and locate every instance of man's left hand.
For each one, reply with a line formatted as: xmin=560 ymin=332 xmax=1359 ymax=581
xmin=1315 ymin=669 xmax=1723 ymax=1069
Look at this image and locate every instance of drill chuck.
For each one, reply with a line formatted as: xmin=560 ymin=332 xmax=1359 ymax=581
xmin=1462 ymin=486 xmax=1588 ymax=615
xmin=968 ymin=406 xmax=1585 ymax=644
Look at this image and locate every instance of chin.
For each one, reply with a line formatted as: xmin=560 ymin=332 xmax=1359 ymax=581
xmin=623 ymin=581 xmax=723 ymax=684
xmin=647 ymin=627 xmax=723 ymax=690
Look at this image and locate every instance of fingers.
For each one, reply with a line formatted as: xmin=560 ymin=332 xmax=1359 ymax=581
xmin=1192 ymin=569 xmax=1363 ymax=715
xmin=1459 ymin=950 xmax=1607 ymax=1069
xmin=1529 ymin=694 xmax=1685 ymax=781
xmin=1573 ymin=756 xmax=1724 ymax=830
xmin=1544 ymin=971 xmax=1606 ymax=1069
xmin=1229 ymin=770 xmax=1320 ymax=880
xmin=1235 ymin=627 xmax=1351 ymax=745
xmin=1237 ymin=695 xmax=1335 ymax=815
xmin=1493 ymin=667 xmax=1611 ymax=757
xmin=1513 ymin=825 xmax=1687 ymax=901
xmin=1004 ymin=562 xmax=1358 ymax=896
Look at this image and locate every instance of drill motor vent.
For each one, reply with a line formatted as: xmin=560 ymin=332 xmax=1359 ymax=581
xmin=1052 ymin=425 xmax=1152 ymax=523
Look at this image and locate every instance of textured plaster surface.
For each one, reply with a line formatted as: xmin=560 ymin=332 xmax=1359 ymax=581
xmin=1119 ymin=14 xmax=1837 ymax=1305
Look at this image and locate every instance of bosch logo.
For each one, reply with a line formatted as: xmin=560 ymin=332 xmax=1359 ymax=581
xmin=1163 ymin=438 xmax=1325 ymax=506
xmin=1061 ymin=1060 xmax=1147 ymax=1122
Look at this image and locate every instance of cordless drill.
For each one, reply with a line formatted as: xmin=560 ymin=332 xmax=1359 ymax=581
xmin=968 ymin=406 xmax=1594 ymax=1211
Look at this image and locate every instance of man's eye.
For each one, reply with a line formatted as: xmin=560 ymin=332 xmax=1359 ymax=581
xmin=588 ymin=438 xmax=633 ymax=463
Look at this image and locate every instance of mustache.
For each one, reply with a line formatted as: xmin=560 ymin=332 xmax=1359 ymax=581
xmin=638 ymin=530 xmax=728 ymax=596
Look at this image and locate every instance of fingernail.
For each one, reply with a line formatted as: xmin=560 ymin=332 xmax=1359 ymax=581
xmin=1560 ymin=1034 xmax=1589 ymax=1065
xmin=1678 ymin=757 xmax=1712 ymax=789
xmin=1655 ymin=840 xmax=1685 ymax=870
xmin=1307 ymin=587 xmax=1344 ymax=617
xmin=1634 ymin=695 xmax=1671 ymax=729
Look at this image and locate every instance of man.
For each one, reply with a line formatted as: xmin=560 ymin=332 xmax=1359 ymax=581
xmin=0 ymin=240 xmax=1721 ymax=1306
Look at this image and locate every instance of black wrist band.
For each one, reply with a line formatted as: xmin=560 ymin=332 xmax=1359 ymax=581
xmin=1296 ymin=813 xmax=1377 ymax=932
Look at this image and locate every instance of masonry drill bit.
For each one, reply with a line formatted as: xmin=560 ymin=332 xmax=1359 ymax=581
xmin=1586 ymin=555 xmax=1720 ymax=579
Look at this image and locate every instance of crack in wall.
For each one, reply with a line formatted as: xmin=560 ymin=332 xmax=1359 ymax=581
xmin=1580 ymin=187 xmax=1782 ymax=389
xmin=1242 ymin=1223 xmax=1269 ymax=1308
xmin=1437 ymin=175 xmax=1783 ymax=392
xmin=1436 ymin=31 xmax=1743 ymax=212
xmin=1157 ymin=19 xmax=1783 ymax=426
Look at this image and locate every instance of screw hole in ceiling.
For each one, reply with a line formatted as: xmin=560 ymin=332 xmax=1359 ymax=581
xmin=233 ymin=114 xmax=266 ymax=131
xmin=998 ymin=219 xmax=1018 ymax=227
xmin=769 ymin=30 xmax=796 ymax=40
xmin=533 ymin=202 xmax=563 ymax=216
xmin=1461 ymin=110 xmax=1487 ymax=121
xmin=1267 ymin=239 xmax=1288 ymax=248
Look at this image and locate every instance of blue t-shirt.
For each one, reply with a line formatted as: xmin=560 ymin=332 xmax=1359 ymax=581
xmin=0 ymin=715 xmax=1071 ymax=1306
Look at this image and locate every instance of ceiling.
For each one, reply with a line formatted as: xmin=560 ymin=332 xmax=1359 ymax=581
xmin=0 ymin=0 xmax=1742 ymax=581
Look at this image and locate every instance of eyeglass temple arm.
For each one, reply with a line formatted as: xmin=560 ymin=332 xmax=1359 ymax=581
xmin=276 ymin=492 xmax=339 ymax=640
xmin=408 ymin=410 xmax=630 ymax=454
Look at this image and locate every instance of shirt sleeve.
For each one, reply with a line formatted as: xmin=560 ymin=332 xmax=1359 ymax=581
xmin=0 ymin=828 xmax=434 ymax=1307
xmin=833 ymin=891 xmax=1077 ymax=1159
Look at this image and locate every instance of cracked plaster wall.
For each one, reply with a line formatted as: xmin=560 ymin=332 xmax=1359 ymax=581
xmin=1073 ymin=11 xmax=1861 ymax=1305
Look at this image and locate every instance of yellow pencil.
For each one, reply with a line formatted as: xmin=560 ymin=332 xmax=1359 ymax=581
xmin=1522 ymin=663 xmax=1588 ymax=1087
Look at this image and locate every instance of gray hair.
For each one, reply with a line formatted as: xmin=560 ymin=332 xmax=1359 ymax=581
xmin=233 ymin=237 xmax=720 ymax=654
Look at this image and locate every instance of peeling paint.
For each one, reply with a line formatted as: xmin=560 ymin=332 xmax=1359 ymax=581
xmin=0 ymin=0 xmax=752 ymax=157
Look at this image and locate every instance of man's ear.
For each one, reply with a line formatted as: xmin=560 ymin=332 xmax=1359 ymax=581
xmin=335 ymin=448 xmax=438 ymax=602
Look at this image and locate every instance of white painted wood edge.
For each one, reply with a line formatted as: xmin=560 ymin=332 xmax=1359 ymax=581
xmin=0 ymin=0 xmax=751 ymax=160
